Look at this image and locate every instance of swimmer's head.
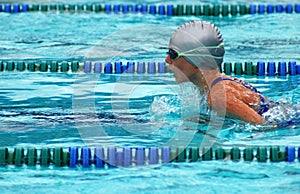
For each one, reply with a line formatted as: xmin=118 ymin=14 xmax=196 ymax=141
xmin=169 ymin=20 xmax=225 ymax=70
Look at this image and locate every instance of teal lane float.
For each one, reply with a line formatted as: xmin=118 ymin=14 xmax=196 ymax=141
xmin=0 ymin=60 xmax=299 ymax=76
xmin=1 ymin=3 xmax=300 ymax=16
xmin=0 ymin=146 xmax=299 ymax=168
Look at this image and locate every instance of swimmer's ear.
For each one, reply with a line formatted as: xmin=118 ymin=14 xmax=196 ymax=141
xmin=212 ymin=46 xmax=225 ymax=68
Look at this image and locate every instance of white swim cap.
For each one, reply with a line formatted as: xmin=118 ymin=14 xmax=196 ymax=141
xmin=169 ymin=20 xmax=225 ymax=70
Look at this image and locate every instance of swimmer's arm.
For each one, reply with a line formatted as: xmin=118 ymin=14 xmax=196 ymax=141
xmin=209 ymin=92 xmax=264 ymax=125
xmin=225 ymin=99 xmax=265 ymax=125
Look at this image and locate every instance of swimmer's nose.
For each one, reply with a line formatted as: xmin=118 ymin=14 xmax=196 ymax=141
xmin=165 ymin=55 xmax=172 ymax=65
xmin=165 ymin=55 xmax=174 ymax=71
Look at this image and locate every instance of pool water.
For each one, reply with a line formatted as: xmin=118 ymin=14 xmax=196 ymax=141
xmin=1 ymin=162 xmax=300 ymax=193
xmin=1 ymin=0 xmax=300 ymax=193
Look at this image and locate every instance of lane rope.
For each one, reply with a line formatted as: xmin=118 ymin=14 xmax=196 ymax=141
xmin=0 ymin=146 xmax=299 ymax=168
xmin=1 ymin=3 xmax=300 ymax=16
xmin=0 ymin=60 xmax=299 ymax=76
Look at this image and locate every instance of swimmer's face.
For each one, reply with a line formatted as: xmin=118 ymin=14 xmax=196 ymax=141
xmin=165 ymin=54 xmax=198 ymax=83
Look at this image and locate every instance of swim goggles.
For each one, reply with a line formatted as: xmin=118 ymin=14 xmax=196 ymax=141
xmin=167 ymin=43 xmax=224 ymax=60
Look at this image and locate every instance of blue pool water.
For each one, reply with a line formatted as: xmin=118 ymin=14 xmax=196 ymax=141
xmin=1 ymin=0 xmax=300 ymax=193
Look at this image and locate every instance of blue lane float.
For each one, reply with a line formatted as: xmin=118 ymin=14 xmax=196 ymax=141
xmin=137 ymin=62 xmax=146 ymax=74
xmin=158 ymin=4 xmax=165 ymax=15
xmin=115 ymin=61 xmax=123 ymax=74
xmin=276 ymin=4 xmax=284 ymax=13
xmin=107 ymin=147 xmax=117 ymax=167
xmin=257 ymin=62 xmax=266 ymax=76
xmin=267 ymin=4 xmax=274 ymax=13
xmin=258 ymin=4 xmax=265 ymax=14
xmin=123 ymin=147 xmax=132 ymax=167
xmin=149 ymin=147 xmax=159 ymax=164
xmin=84 ymin=61 xmax=92 ymax=73
xmin=158 ymin=62 xmax=166 ymax=73
xmin=69 ymin=147 xmax=78 ymax=168
xmin=131 ymin=4 xmax=138 ymax=13
xmin=278 ymin=61 xmax=287 ymax=76
xmin=286 ymin=146 xmax=295 ymax=162
xmin=249 ymin=4 xmax=257 ymax=14
xmin=122 ymin=4 xmax=129 ymax=14
xmin=140 ymin=4 xmax=147 ymax=14
xmin=81 ymin=147 xmax=91 ymax=168
xmin=104 ymin=62 xmax=113 ymax=74
xmin=161 ymin=146 xmax=171 ymax=163
xmin=267 ymin=62 xmax=276 ymax=76
xmin=288 ymin=61 xmax=297 ymax=75
xmin=94 ymin=62 xmax=102 ymax=73
xmin=4 ymin=4 xmax=11 ymax=12
xmin=113 ymin=4 xmax=120 ymax=13
xmin=105 ymin=4 xmax=111 ymax=14
xmin=286 ymin=4 xmax=293 ymax=13
xmin=147 ymin=62 xmax=156 ymax=74
xmin=167 ymin=5 xmax=173 ymax=16
xmin=0 ymin=146 xmax=299 ymax=168
xmin=149 ymin=5 xmax=156 ymax=14
xmin=135 ymin=147 xmax=146 ymax=166
xmin=126 ymin=62 xmax=135 ymax=73
xmin=13 ymin=4 xmax=20 ymax=13
xmin=296 ymin=64 xmax=300 ymax=74
xmin=94 ymin=147 xmax=105 ymax=168
xmin=296 ymin=4 xmax=300 ymax=13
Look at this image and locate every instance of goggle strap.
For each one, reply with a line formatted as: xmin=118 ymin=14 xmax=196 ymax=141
xmin=180 ymin=43 xmax=224 ymax=55
xmin=181 ymin=54 xmax=223 ymax=59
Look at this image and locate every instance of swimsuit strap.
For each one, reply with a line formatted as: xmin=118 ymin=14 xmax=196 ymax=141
xmin=211 ymin=77 xmax=258 ymax=93
xmin=210 ymin=77 xmax=232 ymax=89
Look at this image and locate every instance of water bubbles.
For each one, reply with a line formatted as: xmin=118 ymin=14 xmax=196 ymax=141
xmin=150 ymin=95 xmax=181 ymax=122
xmin=263 ymin=99 xmax=300 ymax=127
xmin=149 ymin=82 xmax=210 ymax=124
